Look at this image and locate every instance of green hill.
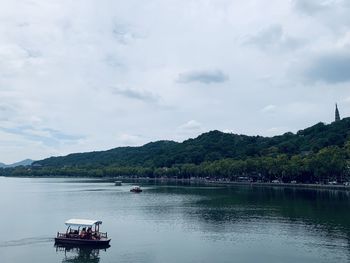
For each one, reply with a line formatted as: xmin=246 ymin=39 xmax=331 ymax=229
xmin=34 ymin=118 xmax=350 ymax=168
xmin=3 ymin=118 xmax=350 ymax=183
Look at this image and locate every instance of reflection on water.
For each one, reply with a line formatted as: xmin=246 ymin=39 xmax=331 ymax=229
xmin=0 ymin=177 xmax=350 ymax=263
xmin=55 ymin=245 xmax=110 ymax=263
xmin=142 ymin=182 xmax=350 ymax=259
xmin=145 ymin=183 xmax=350 ymax=227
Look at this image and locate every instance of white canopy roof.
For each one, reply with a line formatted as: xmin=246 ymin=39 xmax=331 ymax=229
xmin=65 ymin=219 xmax=102 ymax=227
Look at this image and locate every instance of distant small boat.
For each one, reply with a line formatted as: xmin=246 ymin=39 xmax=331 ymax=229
xmin=55 ymin=219 xmax=111 ymax=247
xmin=114 ymin=181 xmax=122 ymax=186
xmin=130 ymin=185 xmax=142 ymax=193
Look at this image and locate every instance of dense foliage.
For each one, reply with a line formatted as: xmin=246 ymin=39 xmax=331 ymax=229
xmin=2 ymin=118 xmax=350 ymax=183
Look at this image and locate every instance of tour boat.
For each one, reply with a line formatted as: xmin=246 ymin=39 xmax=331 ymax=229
xmin=130 ymin=185 xmax=142 ymax=193
xmin=55 ymin=219 xmax=111 ymax=247
xmin=114 ymin=180 xmax=122 ymax=186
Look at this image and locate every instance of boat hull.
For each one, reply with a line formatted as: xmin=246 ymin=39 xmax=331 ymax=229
xmin=55 ymin=237 xmax=111 ymax=247
xmin=130 ymin=189 xmax=142 ymax=193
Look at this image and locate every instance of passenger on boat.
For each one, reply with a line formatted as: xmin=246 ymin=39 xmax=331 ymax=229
xmin=92 ymin=232 xmax=100 ymax=240
xmin=87 ymin=227 xmax=92 ymax=239
xmin=80 ymin=228 xmax=86 ymax=239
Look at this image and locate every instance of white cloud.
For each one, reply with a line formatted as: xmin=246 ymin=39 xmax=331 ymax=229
xmin=174 ymin=120 xmax=204 ymax=141
xmin=293 ymin=0 xmax=330 ymax=15
xmin=178 ymin=120 xmax=202 ymax=131
xmin=177 ymin=70 xmax=229 ymax=84
xmin=300 ymin=50 xmax=350 ymax=84
xmin=261 ymin=105 xmax=277 ymax=113
xmin=0 ymin=0 xmax=349 ymax=162
xmin=116 ymin=133 xmax=143 ymax=146
xmin=112 ymin=87 xmax=159 ymax=103
xmin=243 ymin=24 xmax=303 ymax=52
xmin=336 ymin=31 xmax=350 ymax=48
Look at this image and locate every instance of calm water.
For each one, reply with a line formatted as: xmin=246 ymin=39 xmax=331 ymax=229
xmin=0 ymin=177 xmax=350 ymax=263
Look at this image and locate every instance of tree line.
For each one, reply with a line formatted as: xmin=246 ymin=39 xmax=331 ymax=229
xmin=1 ymin=145 xmax=349 ymax=183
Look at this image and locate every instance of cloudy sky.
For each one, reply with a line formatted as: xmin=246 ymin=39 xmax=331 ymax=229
xmin=1 ymin=0 xmax=350 ymax=163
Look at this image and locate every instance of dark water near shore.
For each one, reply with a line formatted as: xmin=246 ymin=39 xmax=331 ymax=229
xmin=0 ymin=177 xmax=350 ymax=263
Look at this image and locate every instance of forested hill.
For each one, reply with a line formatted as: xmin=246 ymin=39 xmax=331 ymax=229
xmin=34 ymin=117 xmax=350 ymax=168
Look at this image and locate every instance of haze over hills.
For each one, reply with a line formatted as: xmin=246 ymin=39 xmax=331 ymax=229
xmin=33 ymin=118 xmax=350 ymax=168
xmin=0 ymin=159 xmax=34 ymax=168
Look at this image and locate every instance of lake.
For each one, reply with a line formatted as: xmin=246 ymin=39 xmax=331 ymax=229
xmin=0 ymin=177 xmax=349 ymax=263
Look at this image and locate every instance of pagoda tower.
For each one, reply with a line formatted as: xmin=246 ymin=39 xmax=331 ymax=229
xmin=335 ymin=103 xmax=341 ymax=122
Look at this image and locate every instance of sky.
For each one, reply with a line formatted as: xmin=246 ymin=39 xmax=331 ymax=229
xmin=1 ymin=0 xmax=350 ymax=163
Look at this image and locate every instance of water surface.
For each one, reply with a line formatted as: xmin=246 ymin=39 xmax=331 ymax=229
xmin=0 ymin=177 xmax=349 ymax=263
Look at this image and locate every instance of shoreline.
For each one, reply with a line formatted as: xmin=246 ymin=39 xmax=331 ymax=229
xmin=117 ymin=177 xmax=350 ymax=191
xmin=2 ymin=175 xmax=350 ymax=191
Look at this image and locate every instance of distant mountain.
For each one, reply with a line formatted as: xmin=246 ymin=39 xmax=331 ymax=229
xmin=0 ymin=159 xmax=34 ymax=168
xmin=34 ymin=117 xmax=350 ymax=168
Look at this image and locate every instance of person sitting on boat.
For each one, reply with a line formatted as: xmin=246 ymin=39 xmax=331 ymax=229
xmin=92 ymin=232 xmax=100 ymax=240
xmin=87 ymin=227 xmax=92 ymax=239
xmin=80 ymin=228 xmax=86 ymax=239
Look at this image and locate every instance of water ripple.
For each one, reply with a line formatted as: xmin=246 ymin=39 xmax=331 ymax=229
xmin=0 ymin=237 xmax=53 ymax=248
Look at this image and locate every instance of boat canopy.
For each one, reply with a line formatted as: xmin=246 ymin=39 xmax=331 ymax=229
xmin=65 ymin=219 xmax=102 ymax=228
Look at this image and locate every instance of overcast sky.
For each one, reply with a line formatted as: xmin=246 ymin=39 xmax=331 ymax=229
xmin=1 ymin=0 xmax=350 ymax=163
